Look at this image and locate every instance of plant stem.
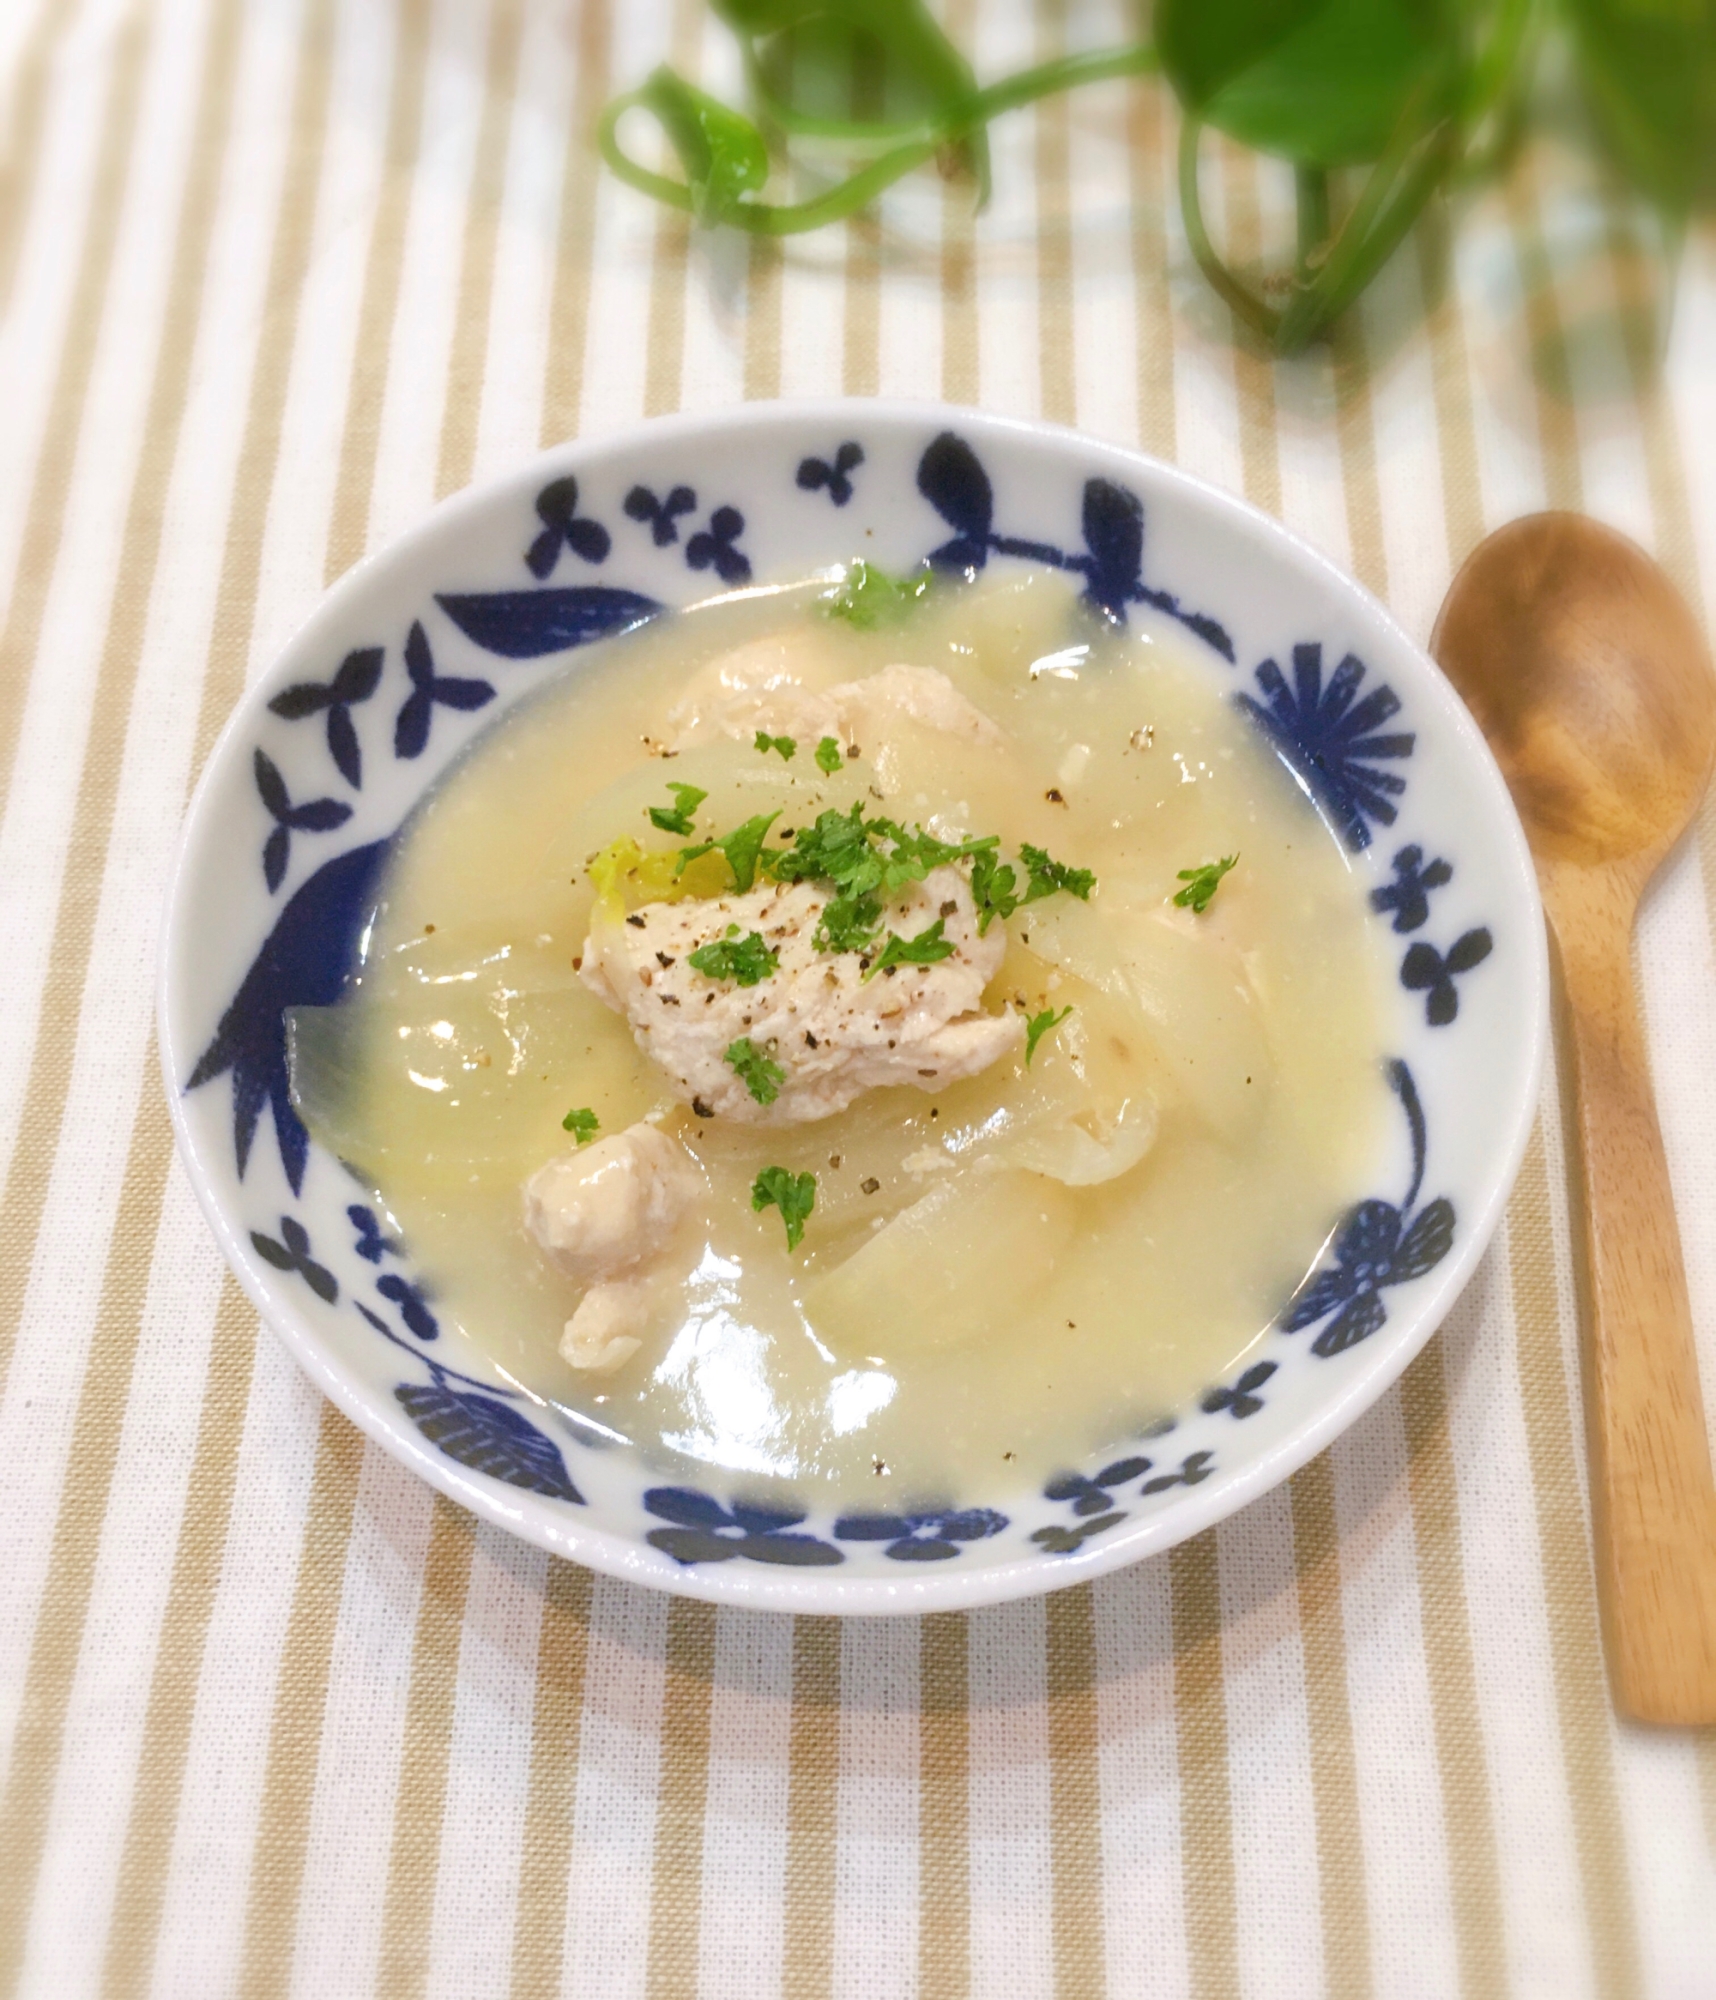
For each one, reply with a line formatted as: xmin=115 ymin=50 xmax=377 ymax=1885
xmin=1177 ymin=116 xmax=1280 ymax=342
xmin=1294 ymin=165 xmax=1330 ymax=285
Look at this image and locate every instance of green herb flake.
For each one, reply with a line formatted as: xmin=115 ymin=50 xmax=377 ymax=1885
xmin=754 ymin=730 xmax=796 ymax=761
xmin=1020 ymin=842 xmax=1096 ymax=905
xmin=646 ymin=781 xmax=708 ymax=838
xmin=687 ymin=929 xmax=780 ymax=986
xmin=814 ymin=735 xmax=845 ymax=776
xmin=867 ymin=918 xmax=957 ymax=980
xmin=678 ymin=809 xmax=781 ymax=894
xmin=823 ymin=559 xmax=936 ymax=631
xmin=1023 ymin=1005 xmax=1073 ymax=1066
xmin=561 ymin=1106 xmax=600 ymax=1144
xmin=970 ymin=849 xmax=1019 ymax=935
xmin=751 ymin=1164 xmax=816 ymax=1252
xmin=725 ymin=1036 xmax=786 ymax=1106
xmin=1173 ymin=853 xmax=1238 ymax=914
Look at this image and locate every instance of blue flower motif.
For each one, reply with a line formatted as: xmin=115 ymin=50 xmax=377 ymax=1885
xmin=1401 ymin=929 xmax=1492 ymax=1026
xmin=1199 ymin=1360 xmax=1277 ymax=1419
xmin=249 ymin=1215 xmax=337 ymax=1302
xmin=832 ymin=1506 xmax=1008 ymax=1562
xmin=253 ymin=748 xmax=352 ymax=893
xmin=394 ymin=620 xmax=494 ymax=759
xmin=624 ymin=483 xmax=696 ymax=546
xmin=185 ymin=839 xmax=390 ymax=1194
xmin=685 ymin=504 xmax=752 ymax=585
xmin=526 ymin=475 xmax=610 ymax=577
xmin=1043 ymin=1455 xmax=1155 ymax=1518
xmin=1370 ymin=844 xmax=1451 ymax=934
xmin=348 ymin=1203 xmax=401 ymax=1263
xmin=797 ymin=441 xmax=864 ymax=505
xmin=1235 ymin=642 xmax=1413 ymax=851
xmin=1281 ymin=1059 xmax=1455 ymax=1355
xmin=267 ymin=647 xmax=384 ymax=788
xmin=376 ymin=1272 xmax=438 ymax=1341
xmin=642 ymin=1488 xmax=842 ymax=1567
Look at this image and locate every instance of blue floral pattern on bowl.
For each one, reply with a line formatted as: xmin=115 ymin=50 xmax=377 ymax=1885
xmin=161 ymin=403 xmax=1545 ymax=1610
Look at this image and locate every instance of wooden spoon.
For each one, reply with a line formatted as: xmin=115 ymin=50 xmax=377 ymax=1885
xmin=1433 ymin=512 xmax=1716 ymax=1725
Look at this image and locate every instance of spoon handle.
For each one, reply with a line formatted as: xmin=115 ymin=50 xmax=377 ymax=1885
xmin=1549 ymin=868 xmax=1716 ymax=1724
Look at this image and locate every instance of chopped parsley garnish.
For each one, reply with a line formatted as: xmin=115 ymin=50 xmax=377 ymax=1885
xmin=866 ymin=918 xmax=956 ymax=980
xmin=754 ymin=730 xmax=796 ymax=761
xmin=646 ymin=781 xmax=707 ymax=837
xmin=969 ymin=849 xmax=1019 ymax=935
xmin=687 ymin=929 xmax=779 ymax=986
xmin=1019 ymin=843 xmax=1096 ymax=905
xmin=751 ymin=1165 xmax=816 ymax=1251
xmin=677 ymin=809 xmax=781 ymax=894
xmin=823 ymin=559 xmax=936 ymax=630
xmin=814 ymin=735 xmax=845 ymax=775
xmin=1023 ymin=1005 xmax=1072 ymax=1065
xmin=561 ymin=1106 xmax=600 ymax=1143
xmin=814 ymin=892 xmax=884 ymax=955
xmin=1173 ymin=854 xmax=1238 ymax=913
xmin=725 ymin=1036 xmax=785 ymax=1105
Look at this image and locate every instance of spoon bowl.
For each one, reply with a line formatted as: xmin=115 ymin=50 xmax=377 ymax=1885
xmin=1434 ymin=511 xmax=1716 ymax=1726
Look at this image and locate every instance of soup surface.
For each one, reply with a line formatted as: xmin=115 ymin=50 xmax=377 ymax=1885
xmin=292 ymin=568 xmax=1395 ymax=1504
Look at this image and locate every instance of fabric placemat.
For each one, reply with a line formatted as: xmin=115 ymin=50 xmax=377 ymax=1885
xmin=2 ymin=0 xmax=1714 ymax=1993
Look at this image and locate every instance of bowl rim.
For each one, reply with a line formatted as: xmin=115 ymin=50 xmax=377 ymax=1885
xmin=159 ymin=396 xmax=1548 ymax=1613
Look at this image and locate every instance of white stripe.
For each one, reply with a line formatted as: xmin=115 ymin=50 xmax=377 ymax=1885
xmin=695 ymin=1607 xmax=794 ymax=2000
xmin=833 ymin=1616 xmax=919 ymax=1999
xmin=966 ymin=1596 xmax=1053 ymax=2000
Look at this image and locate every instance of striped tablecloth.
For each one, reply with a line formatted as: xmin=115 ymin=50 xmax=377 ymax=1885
xmin=3 ymin=0 xmax=1715 ymax=1993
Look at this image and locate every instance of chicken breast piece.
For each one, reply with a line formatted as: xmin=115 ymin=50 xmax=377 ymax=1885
xmin=559 ymin=1278 xmax=649 ymax=1374
xmin=666 ymin=660 xmax=1001 ymax=756
xmin=522 ymin=1120 xmax=702 ymax=1282
xmin=578 ymin=864 xmax=1022 ymax=1124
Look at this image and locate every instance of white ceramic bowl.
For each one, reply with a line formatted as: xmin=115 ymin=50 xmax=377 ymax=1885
xmin=160 ymin=402 xmax=1546 ymax=1611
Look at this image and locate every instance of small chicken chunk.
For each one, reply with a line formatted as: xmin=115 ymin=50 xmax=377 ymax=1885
xmin=579 ymin=865 xmax=1022 ymax=1124
xmin=667 ymin=661 xmax=1001 ymax=756
xmin=560 ymin=1278 xmax=650 ymax=1374
xmin=522 ymin=1120 xmax=702 ymax=1282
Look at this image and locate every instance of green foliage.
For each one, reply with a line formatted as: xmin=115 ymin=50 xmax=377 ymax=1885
xmin=726 ymin=1037 xmax=787 ymax=1105
xmin=688 ymin=929 xmax=781 ymax=986
xmin=1024 ymin=1005 xmax=1073 ymax=1065
xmin=1173 ymin=854 xmax=1239 ymax=913
xmin=678 ymin=810 xmax=781 ymax=894
xmin=1019 ymin=844 xmax=1096 ymax=906
xmin=824 ymin=559 xmax=936 ymax=629
xmin=814 ymin=735 xmax=845 ymax=775
xmin=1566 ymin=0 xmax=1716 ymax=210
xmin=634 ymin=66 xmax=769 ymax=226
xmin=751 ymin=1163 xmax=817 ymax=1250
xmin=754 ymin=730 xmax=796 ymax=761
xmin=647 ymin=781 xmax=708 ymax=837
xmin=561 ymin=1107 xmax=600 ymax=1143
xmin=866 ymin=918 xmax=956 ymax=980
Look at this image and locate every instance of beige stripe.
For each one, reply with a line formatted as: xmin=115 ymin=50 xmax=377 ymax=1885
xmin=100 ymin=1278 xmax=261 ymax=1999
xmin=743 ymin=236 xmax=783 ymax=403
xmin=234 ymin=1406 xmax=368 ymax=1999
xmin=639 ymin=0 xmax=699 ymax=421
xmin=1330 ymin=317 xmax=1388 ymax=601
xmin=1414 ymin=212 xmax=1484 ymax=571
xmin=1507 ymin=1128 xmax=1644 ymax=1996
xmin=538 ymin=0 xmax=610 ymax=446
xmin=1398 ymin=1347 xmax=1510 ymax=1998
xmin=842 ymin=213 xmax=882 ymax=400
xmin=187 ymin=0 xmax=337 ymax=783
xmin=918 ymin=1611 xmax=968 ymax=2000
xmin=1217 ymin=145 xmax=1281 ymax=522
xmin=0 ymin=0 xmax=83 ymax=320
xmin=1170 ymin=1531 xmax=1238 ymax=2000
xmin=0 ymin=1079 xmax=176 ymax=1992
xmin=642 ymin=1599 xmax=718 ymax=2000
xmin=434 ymin=0 xmax=523 ymax=500
xmin=375 ymin=1497 xmax=481 ymax=2000
xmin=1033 ymin=0 xmax=1073 ymax=429
xmin=1127 ymin=76 xmax=1175 ymax=463
xmin=1289 ymin=1457 xmax=1373 ymax=2000
xmin=938 ymin=0 xmax=977 ymax=410
xmin=782 ymin=1616 xmax=840 ymax=1997
xmin=1505 ymin=164 xmax=1580 ymax=514
xmin=1045 ymin=1586 xmax=1104 ymax=1997
xmin=0 ymin=1 xmax=149 ymax=862
xmin=508 ymin=1558 xmax=595 ymax=2000
xmin=323 ymin=0 xmax=432 ymax=585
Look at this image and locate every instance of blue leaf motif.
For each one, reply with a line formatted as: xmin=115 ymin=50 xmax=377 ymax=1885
xmin=918 ymin=431 xmax=994 ymax=574
xmin=254 ymin=748 xmax=352 ymax=893
xmin=1400 ymin=928 xmax=1492 ymax=1026
xmin=268 ymin=647 xmax=384 ymax=787
xmin=395 ymin=1383 xmax=583 ymax=1502
xmin=435 ymin=587 xmax=661 ymax=660
xmin=684 ymin=505 xmax=752 ymax=584
xmin=796 ymin=442 xmax=864 ymax=505
xmin=186 ymin=838 xmax=390 ymax=1193
xmin=526 ymin=476 xmax=610 ymax=577
xmin=394 ymin=621 xmax=494 ymax=759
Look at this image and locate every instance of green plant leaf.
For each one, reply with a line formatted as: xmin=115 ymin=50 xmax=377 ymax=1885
xmin=1158 ymin=0 xmax=1456 ymax=164
xmin=637 ymin=65 xmax=770 ymax=223
xmin=1566 ymin=0 xmax=1716 ymax=211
